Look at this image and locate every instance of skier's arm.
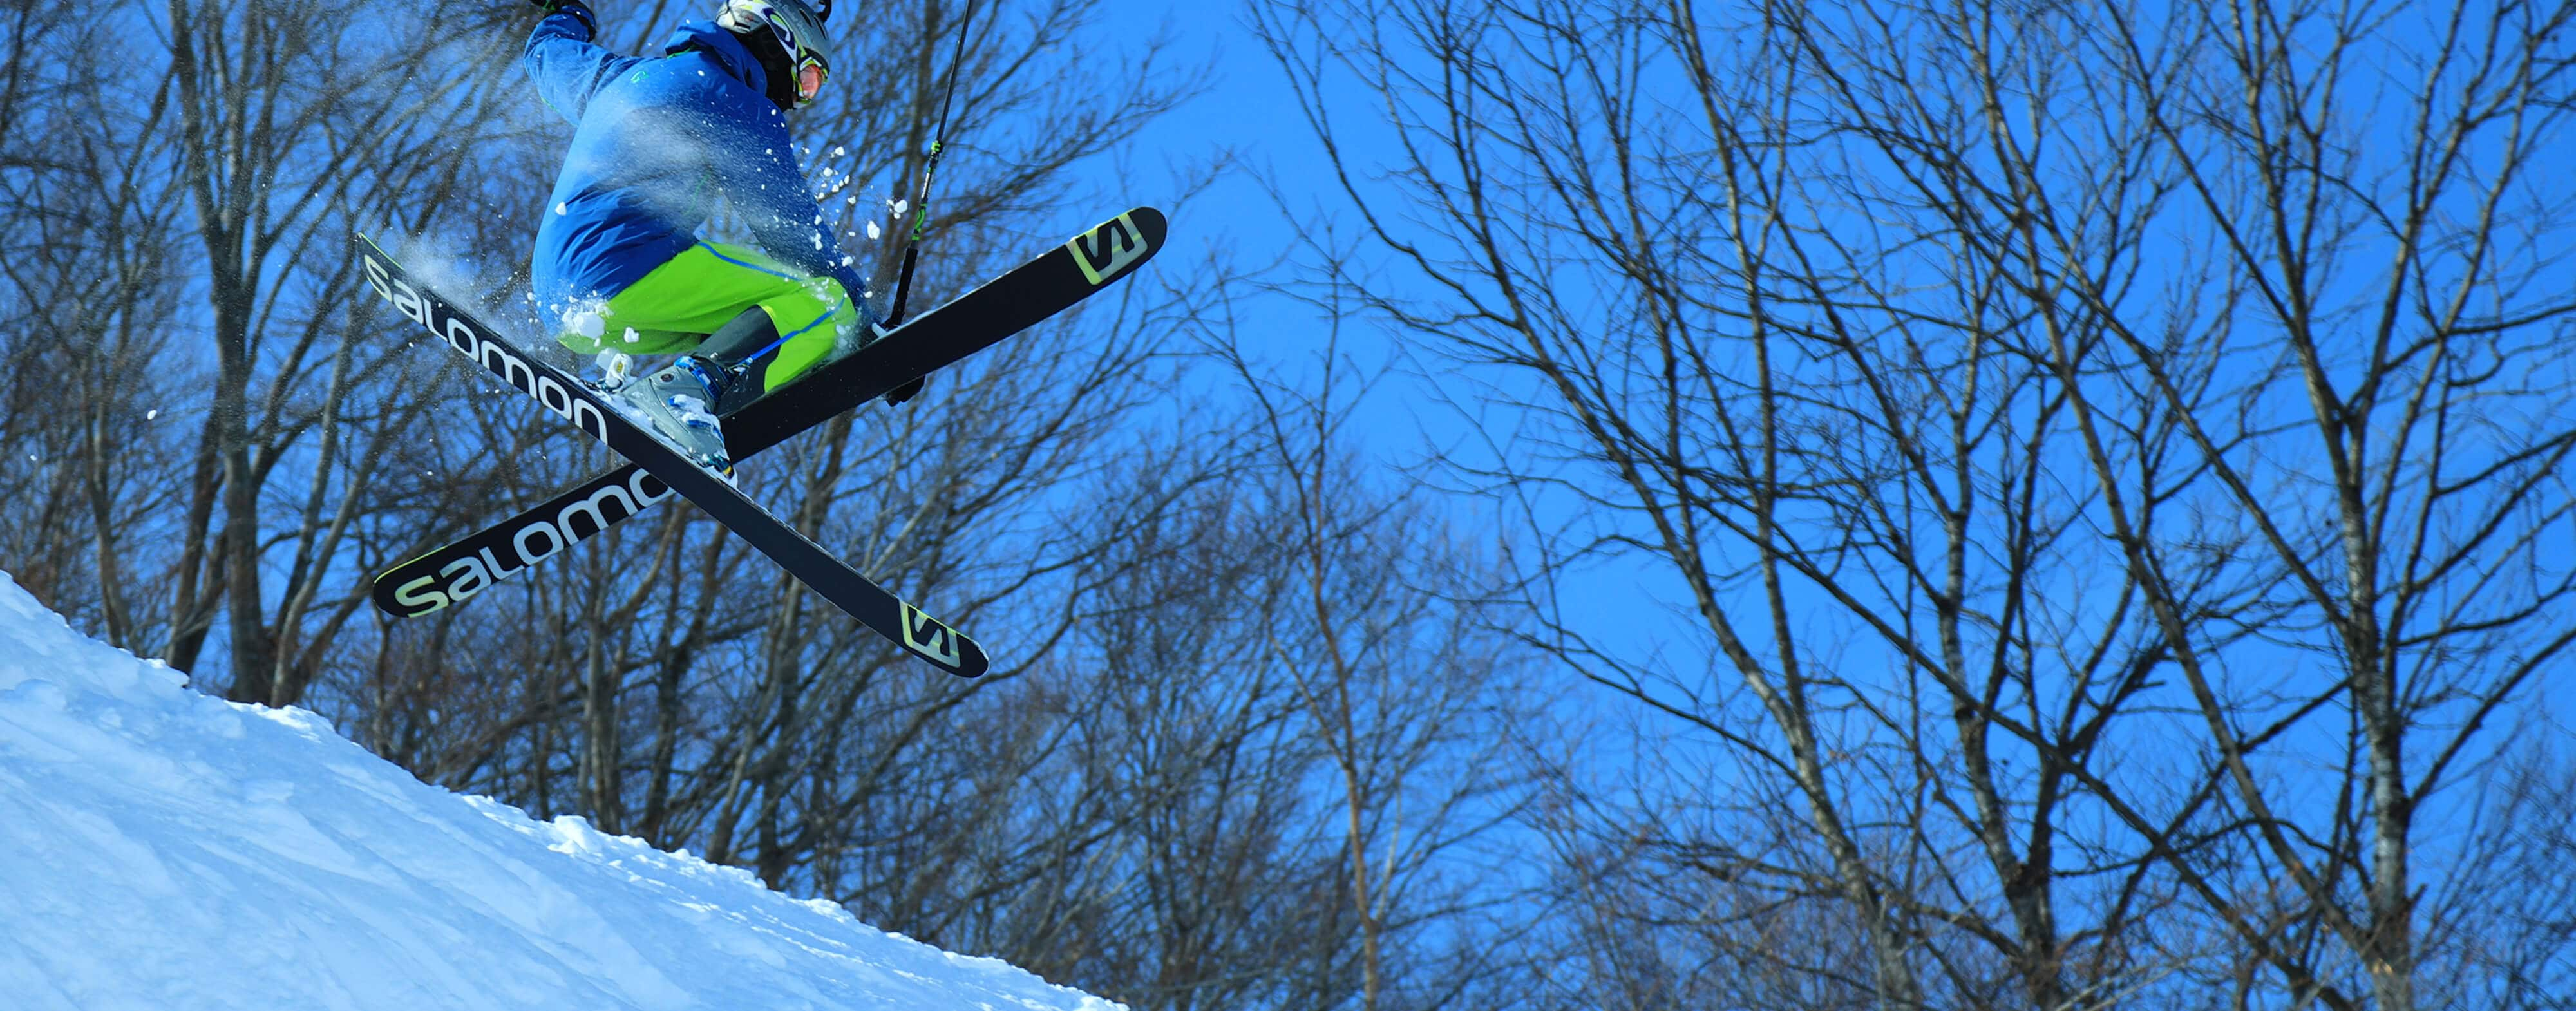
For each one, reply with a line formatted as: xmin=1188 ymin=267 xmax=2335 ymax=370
xmin=523 ymin=4 xmax=620 ymax=124
xmin=714 ymin=105 xmax=871 ymax=303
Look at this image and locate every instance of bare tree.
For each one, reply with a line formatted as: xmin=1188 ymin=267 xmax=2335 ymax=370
xmin=0 ymin=1 xmax=194 ymax=650
xmin=1208 ymin=282 xmax=1540 ymax=1011
xmin=1253 ymin=0 xmax=2576 ymax=1008
xmin=149 ymin=0 xmax=531 ymax=702
xmin=2050 ymin=3 xmax=2576 ymax=1006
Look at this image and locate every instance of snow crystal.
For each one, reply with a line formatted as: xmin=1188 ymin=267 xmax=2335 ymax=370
xmin=554 ymin=202 xmax=568 ymax=216
xmin=891 ymin=199 xmax=909 ymax=218
xmin=832 ymin=146 xmax=846 ymax=156
xmin=866 ymin=221 xmax=881 ymax=240
xmin=144 ymin=410 xmax=158 ymax=421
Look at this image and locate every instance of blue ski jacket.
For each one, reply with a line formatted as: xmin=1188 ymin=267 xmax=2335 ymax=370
xmin=522 ymin=12 xmax=867 ymax=314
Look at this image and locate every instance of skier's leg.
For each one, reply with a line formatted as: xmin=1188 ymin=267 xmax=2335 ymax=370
xmin=680 ymin=243 xmax=857 ymax=397
xmin=696 ymin=305 xmax=781 ymax=361
xmin=687 ymin=308 xmax=784 ymax=412
xmin=582 ymin=241 xmax=859 ymax=395
xmin=556 ymin=243 xmax=862 ymax=471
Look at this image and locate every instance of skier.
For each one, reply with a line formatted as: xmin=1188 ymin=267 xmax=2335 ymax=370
xmin=522 ymin=0 xmax=920 ymax=475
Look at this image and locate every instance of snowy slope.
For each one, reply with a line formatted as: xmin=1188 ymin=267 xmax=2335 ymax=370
xmin=0 ymin=572 xmax=1119 ymax=1011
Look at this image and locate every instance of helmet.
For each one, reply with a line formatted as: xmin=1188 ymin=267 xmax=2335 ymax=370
xmin=716 ymin=0 xmax=833 ymax=109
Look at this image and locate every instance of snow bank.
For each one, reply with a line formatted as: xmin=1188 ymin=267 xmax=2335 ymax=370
xmin=0 ymin=572 xmax=1119 ymax=1011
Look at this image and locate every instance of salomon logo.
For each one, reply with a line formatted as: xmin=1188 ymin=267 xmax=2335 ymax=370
xmin=900 ymin=602 xmax=964 ymax=668
xmin=360 ymin=252 xmax=611 ymax=444
xmin=381 ymin=468 xmax=677 ymax=616
xmin=1068 ymin=213 xmax=1149 ymax=285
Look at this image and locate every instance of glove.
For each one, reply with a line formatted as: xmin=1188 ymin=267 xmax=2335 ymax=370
xmin=884 ymin=375 xmax=927 ymax=406
xmin=530 ymin=0 xmax=598 ymax=36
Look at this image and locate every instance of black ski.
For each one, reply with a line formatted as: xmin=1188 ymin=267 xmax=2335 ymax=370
xmin=370 ymin=207 xmax=1165 ymax=619
xmin=355 ymin=234 xmax=990 ymax=678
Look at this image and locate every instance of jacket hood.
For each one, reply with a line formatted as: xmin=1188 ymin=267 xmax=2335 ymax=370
xmin=660 ymin=19 xmax=768 ymax=96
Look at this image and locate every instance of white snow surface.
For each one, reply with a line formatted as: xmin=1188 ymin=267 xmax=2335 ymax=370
xmin=0 ymin=572 xmax=1120 ymax=1011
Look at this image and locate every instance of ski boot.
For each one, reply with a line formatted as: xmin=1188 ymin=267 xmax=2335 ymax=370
xmin=617 ymin=355 xmax=743 ymax=478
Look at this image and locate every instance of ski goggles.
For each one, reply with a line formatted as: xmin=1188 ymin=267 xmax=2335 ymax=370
xmin=720 ymin=0 xmax=833 ymax=108
xmin=795 ymin=49 xmax=829 ymax=106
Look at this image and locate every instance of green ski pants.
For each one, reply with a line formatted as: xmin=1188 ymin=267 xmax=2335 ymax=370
xmin=557 ymin=241 xmax=859 ymax=395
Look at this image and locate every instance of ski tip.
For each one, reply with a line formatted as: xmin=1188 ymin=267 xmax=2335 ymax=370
xmin=897 ymin=601 xmax=989 ymax=678
xmin=1128 ymin=205 xmax=1167 ymax=240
